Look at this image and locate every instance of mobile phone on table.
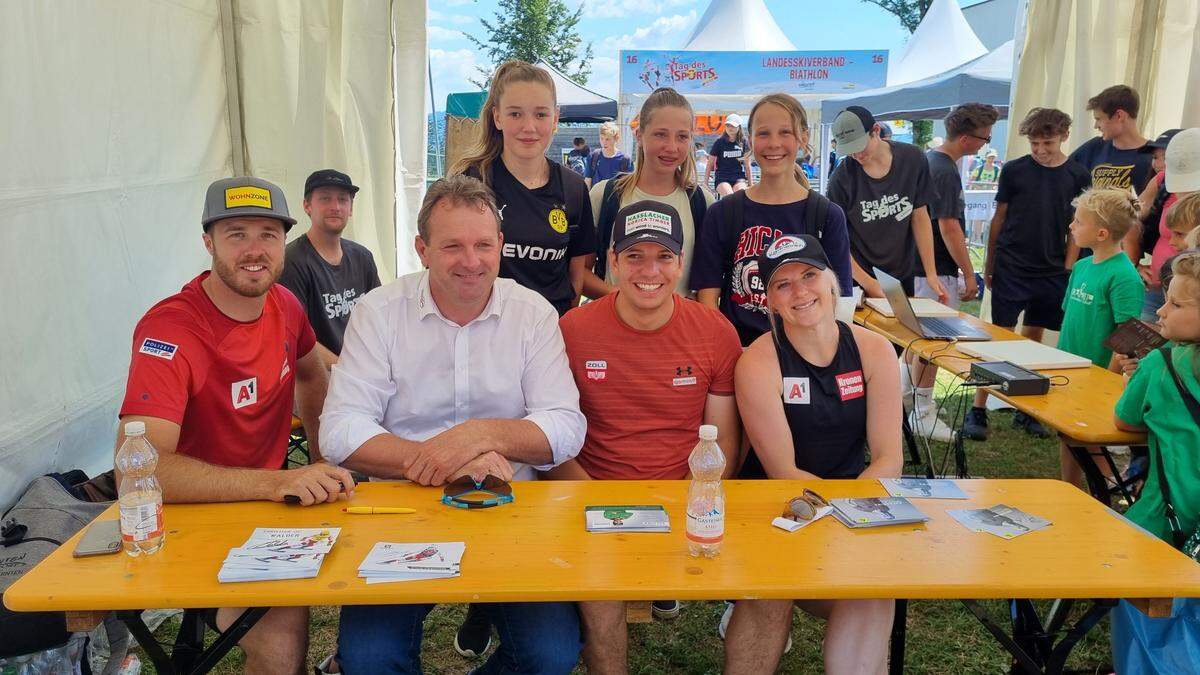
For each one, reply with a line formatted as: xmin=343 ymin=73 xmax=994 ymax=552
xmin=73 ymin=519 xmax=121 ymax=557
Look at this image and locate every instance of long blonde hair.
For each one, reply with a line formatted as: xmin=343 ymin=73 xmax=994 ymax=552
xmin=614 ymin=87 xmax=698 ymax=201
xmin=450 ymin=60 xmax=557 ymax=185
xmin=747 ymin=93 xmax=811 ymax=189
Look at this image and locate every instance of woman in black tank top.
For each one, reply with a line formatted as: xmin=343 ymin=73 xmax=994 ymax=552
xmin=723 ymin=234 xmax=902 ymax=675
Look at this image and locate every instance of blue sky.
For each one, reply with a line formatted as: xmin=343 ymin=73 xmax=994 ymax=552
xmin=426 ymin=0 xmax=973 ymax=110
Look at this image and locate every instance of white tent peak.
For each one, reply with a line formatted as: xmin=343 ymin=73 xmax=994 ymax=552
xmin=887 ymin=0 xmax=987 ymax=86
xmin=681 ymin=0 xmax=796 ymax=51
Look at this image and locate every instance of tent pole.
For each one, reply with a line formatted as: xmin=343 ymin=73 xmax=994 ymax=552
xmin=818 ymin=123 xmax=832 ymax=196
xmin=428 ymin=53 xmax=442 ymax=177
xmin=218 ymin=0 xmax=246 ymax=177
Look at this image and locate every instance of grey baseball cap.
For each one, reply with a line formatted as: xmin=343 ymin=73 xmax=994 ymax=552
xmin=201 ymin=176 xmax=297 ymax=231
xmin=831 ymin=106 xmax=877 ymax=155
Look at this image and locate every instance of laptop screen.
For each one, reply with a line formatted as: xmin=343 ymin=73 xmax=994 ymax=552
xmin=873 ymin=268 xmax=924 ymax=335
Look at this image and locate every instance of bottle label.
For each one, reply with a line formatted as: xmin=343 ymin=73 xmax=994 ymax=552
xmin=686 ymin=508 xmax=724 ymax=544
xmin=120 ymin=502 xmax=163 ymax=542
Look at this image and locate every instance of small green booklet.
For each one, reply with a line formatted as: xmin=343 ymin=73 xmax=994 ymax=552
xmin=585 ymin=505 xmax=671 ymax=533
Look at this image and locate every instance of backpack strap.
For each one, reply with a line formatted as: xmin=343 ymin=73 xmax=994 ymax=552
xmin=1156 ymin=346 xmax=1200 ymax=549
xmin=593 ymin=176 xmax=624 ymax=279
xmin=723 ymin=190 xmax=747 ymax=244
xmin=805 ymin=190 xmax=830 ymax=240
xmin=686 ymin=186 xmax=710 ymax=242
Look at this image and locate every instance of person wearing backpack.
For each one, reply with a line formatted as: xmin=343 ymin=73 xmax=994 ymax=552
xmin=584 ymin=122 xmax=632 ymax=188
xmin=586 ymin=88 xmax=713 ymax=299
xmin=1110 ymin=251 xmax=1200 ymax=672
xmin=690 ymin=93 xmax=852 ymax=347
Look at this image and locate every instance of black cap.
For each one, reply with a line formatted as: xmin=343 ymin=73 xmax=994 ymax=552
xmin=304 ymin=169 xmax=360 ymax=198
xmin=757 ymin=234 xmax=830 ymax=286
xmin=612 ymin=200 xmax=684 ymax=255
xmin=1147 ymin=129 xmax=1184 ymax=150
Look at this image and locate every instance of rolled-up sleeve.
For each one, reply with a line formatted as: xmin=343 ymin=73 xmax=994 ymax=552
xmin=319 ymin=296 xmax=397 ymax=465
xmin=520 ymin=305 xmax=586 ymax=470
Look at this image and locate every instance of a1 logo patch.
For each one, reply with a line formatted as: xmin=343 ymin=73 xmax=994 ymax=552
xmin=836 ymin=370 xmax=865 ymax=401
xmin=782 ymin=377 xmax=810 ymax=405
xmin=231 ymin=377 xmax=258 ymax=409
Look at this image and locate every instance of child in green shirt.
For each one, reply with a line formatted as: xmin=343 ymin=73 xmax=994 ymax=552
xmin=1057 ymin=187 xmax=1144 ymax=486
xmin=1109 ymin=252 xmax=1200 ymax=670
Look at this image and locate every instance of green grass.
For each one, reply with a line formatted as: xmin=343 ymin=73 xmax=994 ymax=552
xmin=133 ymin=302 xmax=1121 ymax=673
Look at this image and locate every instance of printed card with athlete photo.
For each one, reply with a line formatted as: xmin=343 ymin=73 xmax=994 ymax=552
xmin=880 ymin=478 xmax=968 ymax=499
xmin=829 ymin=496 xmax=930 ymax=528
xmin=947 ymin=504 xmax=1052 ymax=539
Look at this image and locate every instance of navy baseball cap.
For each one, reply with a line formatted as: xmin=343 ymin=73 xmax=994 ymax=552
xmin=758 ymin=234 xmax=831 ymax=286
xmin=304 ymin=169 xmax=360 ymax=198
xmin=612 ymin=201 xmax=684 ymax=255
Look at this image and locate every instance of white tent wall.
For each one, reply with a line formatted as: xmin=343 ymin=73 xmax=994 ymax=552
xmin=0 ymin=0 xmax=423 ymax=510
xmin=1007 ymin=0 xmax=1200 ymax=160
xmin=234 ymin=1 xmax=403 ymax=281
xmin=394 ymin=0 xmax=428 ymax=277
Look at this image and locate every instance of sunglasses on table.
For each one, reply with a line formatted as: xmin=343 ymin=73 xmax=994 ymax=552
xmin=782 ymin=489 xmax=829 ymax=522
xmin=441 ymin=475 xmax=514 ymax=509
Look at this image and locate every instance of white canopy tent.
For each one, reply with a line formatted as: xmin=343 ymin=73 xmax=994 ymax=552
xmin=0 ymin=0 xmax=428 ymax=509
xmin=681 ymin=0 xmax=796 ymax=51
xmin=887 ymin=0 xmax=988 ymax=86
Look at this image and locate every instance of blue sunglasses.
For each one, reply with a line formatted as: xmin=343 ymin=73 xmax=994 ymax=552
xmin=441 ymin=475 xmax=514 ymax=509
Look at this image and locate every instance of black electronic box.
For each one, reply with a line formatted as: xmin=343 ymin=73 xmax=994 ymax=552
xmin=969 ymin=361 xmax=1051 ymax=396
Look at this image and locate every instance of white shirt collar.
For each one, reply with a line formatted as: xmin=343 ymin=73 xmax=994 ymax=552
xmin=416 ymin=270 xmax=505 ymax=326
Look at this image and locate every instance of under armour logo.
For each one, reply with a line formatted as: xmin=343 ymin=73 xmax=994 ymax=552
xmin=675 ymin=366 xmax=693 ymax=377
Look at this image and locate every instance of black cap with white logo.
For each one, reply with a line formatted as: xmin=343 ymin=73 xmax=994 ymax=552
xmin=304 ymin=169 xmax=360 ymax=198
xmin=611 ymin=200 xmax=684 ymax=255
xmin=757 ymin=234 xmax=831 ymax=286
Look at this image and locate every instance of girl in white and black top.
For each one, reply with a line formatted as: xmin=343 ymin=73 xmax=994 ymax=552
xmin=705 ymin=113 xmax=753 ymax=196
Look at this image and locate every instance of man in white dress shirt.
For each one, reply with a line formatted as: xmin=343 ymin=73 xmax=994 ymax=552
xmin=321 ymin=174 xmax=585 ymax=674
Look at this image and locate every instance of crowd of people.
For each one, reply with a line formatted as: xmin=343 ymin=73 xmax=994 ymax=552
xmin=112 ymin=55 xmax=1199 ymax=673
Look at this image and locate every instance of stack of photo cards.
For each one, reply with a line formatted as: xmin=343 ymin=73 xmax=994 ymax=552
xmin=830 ymin=497 xmax=930 ymax=528
xmin=218 ymin=527 xmax=341 ymax=583
xmin=948 ymin=504 xmax=1051 ymax=539
xmin=358 ymin=542 xmax=465 ymax=584
xmin=585 ymin=505 xmax=670 ymax=532
xmin=880 ymin=478 xmax=968 ymax=499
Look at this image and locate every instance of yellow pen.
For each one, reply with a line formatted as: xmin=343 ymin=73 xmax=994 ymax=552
xmin=343 ymin=506 xmax=417 ymax=515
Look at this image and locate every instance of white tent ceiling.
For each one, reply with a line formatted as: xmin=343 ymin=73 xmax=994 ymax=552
xmin=888 ymin=0 xmax=988 ymax=86
xmin=681 ymin=0 xmax=796 ymax=51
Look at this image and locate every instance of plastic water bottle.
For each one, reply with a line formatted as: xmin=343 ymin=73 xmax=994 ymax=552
xmin=116 ymin=421 xmax=164 ymax=556
xmin=686 ymin=424 xmax=726 ymax=557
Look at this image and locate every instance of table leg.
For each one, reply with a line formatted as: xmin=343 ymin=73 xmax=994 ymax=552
xmin=960 ymin=599 xmax=1115 ymax=675
xmin=888 ymin=599 xmax=907 ymax=675
xmin=1066 ymin=444 xmax=1113 ymax=506
xmin=118 ymin=606 xmax=269 ymax=675
xmin=902 ymin=415 xmax=935 ymax=478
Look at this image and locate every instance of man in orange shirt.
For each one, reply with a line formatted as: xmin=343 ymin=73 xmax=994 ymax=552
xmin=550 ymin=201 xmax=742 ymax=675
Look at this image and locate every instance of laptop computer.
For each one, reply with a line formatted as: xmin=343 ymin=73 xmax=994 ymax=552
xmin=873 ymin=268 xmax=991 ymax=341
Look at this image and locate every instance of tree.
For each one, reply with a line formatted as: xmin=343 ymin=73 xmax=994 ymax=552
xmin=466 ymin=0 xmax=594 ymax=88
xmin=858 ymin=0 xmax=933 ymax=33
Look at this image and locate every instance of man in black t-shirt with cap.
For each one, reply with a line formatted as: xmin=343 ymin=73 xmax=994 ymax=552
xmin=280 ymin=169 xmax=381 ymax=369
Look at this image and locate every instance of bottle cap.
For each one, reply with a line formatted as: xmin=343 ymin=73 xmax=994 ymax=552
xmin=124 ymin=421 xmax=146 ymax=436
xmin=699 ymin=424 xmax=718 ymax=441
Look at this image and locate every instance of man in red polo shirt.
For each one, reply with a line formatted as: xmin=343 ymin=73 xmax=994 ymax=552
xmin=118 ymin=176 xmax=354 ymax=674
xmin=551 ymin=201 xmax=742 ymax=674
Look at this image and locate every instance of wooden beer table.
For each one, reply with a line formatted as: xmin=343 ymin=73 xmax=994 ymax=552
xmin=7 ymin=480 xmax=1198 ymax=674
xmin=854 ymin=305 xmax=1147 ymax=503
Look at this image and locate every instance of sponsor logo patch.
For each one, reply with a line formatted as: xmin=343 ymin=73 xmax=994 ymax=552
xmin=585 ymin=359 xmax=607 ymax=382
xmin=280 ymin=356 xmax=291 ymax=381
xmin=224 ymin=186 xmax=272 ymax=209
xmin=782 ymin=377 xmax=810 ymax=404
xmin=673 ymin=376 xmax=697 ymax=387
xmin=585 ymin=360 xmax=607 ymax=370
xmin=836 ymin=370 xmax=865 ymax=401
xmin=625 ymin=210 xmax=673 ymax=235
xmin=587 ymin=370 xmax=607 ymax=381
xmin=139 ymin=338 xmax=178 ymax=360
xmin=765 ymin=236 xmax=806 ymax=259
xmin=231 ymin=377 xmax=258 ymax=410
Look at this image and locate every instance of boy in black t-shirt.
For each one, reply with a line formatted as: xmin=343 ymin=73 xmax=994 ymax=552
xmin=1069 ymin=85 xmax=1153 ymax=196
xmin=963 ymin=109 xmax=1092 ymax=440
xmin=280 ymin=169 xmax=382 ymax=368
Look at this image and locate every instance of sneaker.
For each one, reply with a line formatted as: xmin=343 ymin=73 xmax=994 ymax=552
xmin=1123 ymin=455 xmax=1149 ymax=483
xmin=961 ymin=407 xmax=989 ymax=441
xmin=314 ymin=654 xmax=338 ymax=675
xmin=718 ymin=601 xmax=792 ymax=654
xmin=1012 ymin=411 xmax=1051 ymax=438
xmin=909 ymin=395 xmax=955 ymax=443
xmin=454 ymin=605 xmax=492 ymax=658
xmin=651 ymin=600 xmax=681 ymax=620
